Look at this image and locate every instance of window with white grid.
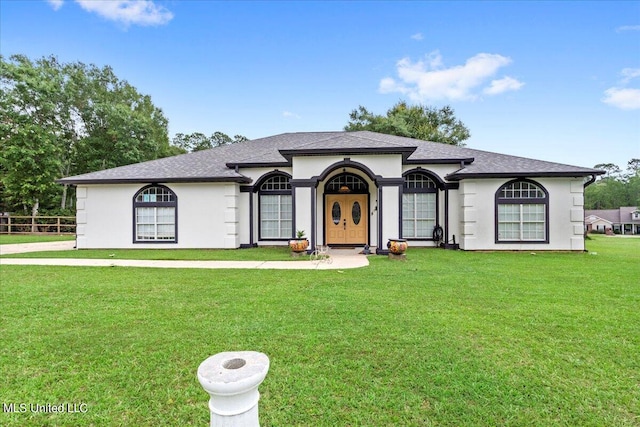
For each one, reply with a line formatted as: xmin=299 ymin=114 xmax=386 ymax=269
xmin=403 ymin=193 xmax=436 ymax=238
xmin=259 ymin=174 xmax=292 ymax=239
xmin=496 ymin=180 xmax=548 ymax=243
xmin=402 ymin=172 xmax=438 ymax=239
xmin=133 ymin=185 xmax=177 ymax=242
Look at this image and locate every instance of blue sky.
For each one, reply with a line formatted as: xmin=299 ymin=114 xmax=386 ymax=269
xmin=1 ymin=1 xmax=639 ymax=170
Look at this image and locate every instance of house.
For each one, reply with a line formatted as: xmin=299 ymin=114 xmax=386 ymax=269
xmin=58 ymin=131 xmax=604 ymax=252
xmin=585 ymin=207 xmax=640 ymax=235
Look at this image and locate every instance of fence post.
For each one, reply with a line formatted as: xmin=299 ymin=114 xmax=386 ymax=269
xmin=8 ymin=216 xmax=11 ymax=235
xmin=197 ymin=351 xmax=270 ymax=427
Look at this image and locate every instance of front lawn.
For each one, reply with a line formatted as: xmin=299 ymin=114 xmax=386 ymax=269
xmin=1 ymin=235 xmax=638 ymax=426
xmin=0 ymin=246 xmax=295 ymax=261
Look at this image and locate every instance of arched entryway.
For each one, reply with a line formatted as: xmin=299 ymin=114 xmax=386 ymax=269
xmin=324 ymin=173 xmax=369 ymax=245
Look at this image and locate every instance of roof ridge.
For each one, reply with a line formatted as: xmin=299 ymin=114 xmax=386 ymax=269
xmin=352 ymin=130 xmax=420 ymax=148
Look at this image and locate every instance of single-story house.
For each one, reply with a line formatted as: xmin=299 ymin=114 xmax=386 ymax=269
xmin=58 ymin=131 xmax=604 ymax=252
xmin=585 ymin=207 xmax=640 ymax=235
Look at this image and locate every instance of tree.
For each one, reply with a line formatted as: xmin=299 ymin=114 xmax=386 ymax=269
xmin=169 ymin=131 xmax=248 ymax=153
xmin=345 ymin=101 xmax=470 ymax=146
xmin=0 ymin=55 xmax=65 ymax=216
xmin=66 ymin=62 xmax=170 ymax=173
xmin=0 ymin=54 xmax=171 ymax=215
xmin=626 ymin=158 xmax=640 ymax=177
xmin=624 ymin=159 xmax=640 ymax=207
xmin=584 ymin=159 xmax=640 ymax=209
xmin=593 ymin=163 xmax=622 ymax=179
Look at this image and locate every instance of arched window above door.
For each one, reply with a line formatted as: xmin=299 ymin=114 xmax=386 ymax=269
xmin=325 ymin=173 xmax=368 ymax=194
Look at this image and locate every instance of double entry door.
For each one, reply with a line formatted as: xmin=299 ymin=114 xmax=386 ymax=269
xmin=325 ymin=194 xmax=368 ymax=245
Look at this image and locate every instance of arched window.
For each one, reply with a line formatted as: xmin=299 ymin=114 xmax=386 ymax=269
xmin=402 ymin=172 xmax=438 ymax=239
xmin=258 ymin=173 xmax=292 ymax=239
xmin=133 ymin=185 xmax=177 ymax=243
xmin=325 ymin=173 xmax=368 ymax=194
xmin=496 ymin=179 xmax=548 ymax=243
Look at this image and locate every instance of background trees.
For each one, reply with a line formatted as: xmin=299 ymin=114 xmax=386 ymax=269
xmin=170 ymin=131 xmax=247 ymax=154
xmin=1 ymin=54 xmax=171 ymax=215
xmin=585 ymin=159 xmax=640 ymax=209
xmin=344 ymin=101 xmax=471 ymax=146
xmin=4 ymin=54 xmax=634 ymax=218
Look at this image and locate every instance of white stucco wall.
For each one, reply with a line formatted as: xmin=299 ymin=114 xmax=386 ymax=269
xmin=75 ymin=158 xmax=587 ymax=252
xmin=76 ymin=182 xmax=241 ymax=249
xmin=458 ymin=177 xmax=586 ymax=251
xmin=399 ymin=164 xmax=460 ymax=248
xmin=295 ymin=186 xmax=312 ymax=241
xmin=292 ymin=154 xmax=403 ymax=179
xmin=288 ymin=154 xmax=404 ymax=249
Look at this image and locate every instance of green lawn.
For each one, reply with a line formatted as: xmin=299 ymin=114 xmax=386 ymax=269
xmin=1 ymin=246 xmax=296 ymax=261
xmin=1 ymin=235 xmax=638 ymax=426
xmin=0 ymin=234 xmax=76 ymax=245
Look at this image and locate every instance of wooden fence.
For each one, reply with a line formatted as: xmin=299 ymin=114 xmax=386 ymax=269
xmin=0 ymin=216 xmax=76 ymax=235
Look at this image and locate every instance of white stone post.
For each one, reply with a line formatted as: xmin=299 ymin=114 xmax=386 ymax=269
xmin=197 ymin=351 xmax=270 ymax=427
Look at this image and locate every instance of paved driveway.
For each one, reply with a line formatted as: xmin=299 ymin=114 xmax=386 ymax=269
xmin=0 ymin=240 xmax=76 ymax=255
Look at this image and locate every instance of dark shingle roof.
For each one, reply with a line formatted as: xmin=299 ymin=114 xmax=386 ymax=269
xmin=585 ymin=207 xmax=640 ymax=224
xmin=58 ymin=131 xmax=603 ymax=184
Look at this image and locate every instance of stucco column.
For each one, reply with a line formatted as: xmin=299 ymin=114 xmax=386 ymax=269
xmin=197 ymin=351 xmax=270 ymax=427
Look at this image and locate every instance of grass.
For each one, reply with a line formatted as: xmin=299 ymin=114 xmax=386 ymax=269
xmin=0 ymin=234 xmax=76 ymax=245
xmin=0 ymin=246 xmax=297 ymax=261
xmin=1 ymin=235 xmax=638 ymax=426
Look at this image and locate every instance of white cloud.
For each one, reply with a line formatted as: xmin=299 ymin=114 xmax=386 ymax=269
xmin=74 ymin=0 xmax=173 ymax=26
xmin=379 ymin=51 xmax=521 ymax=102
xmin=621 ymin=68 xmax=640 ymax=83
xmin=483 ymin=76 xmax=525 ymax=95
xmin=46 ymin=0 xmax=64 ymax=11
xmin=616 ymin=25 xmax=640 ymax=32
xmin=410 ymin=33 xmax=423 ymax=41
xmin=602 ymin=88 xmax=640 ymax=110
xmin=283 ymin=111 xmax=300 ymax=119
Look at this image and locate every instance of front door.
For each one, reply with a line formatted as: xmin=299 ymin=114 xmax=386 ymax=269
xmin=325 ymin=194 xmax=368 ymax=245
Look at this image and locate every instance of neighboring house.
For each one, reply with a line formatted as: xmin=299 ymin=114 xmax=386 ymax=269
xmin=585 ymin=207 xmax=640 ymax=235
xmin=58 ymin=131 xmax=604 ymax=252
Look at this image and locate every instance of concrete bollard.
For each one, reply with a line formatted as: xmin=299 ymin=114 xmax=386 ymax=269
xmin=197 ymin=351 xmax=270 ymax=427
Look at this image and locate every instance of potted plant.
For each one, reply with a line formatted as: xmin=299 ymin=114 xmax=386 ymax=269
xmin=289 ymin=230 xmax=309 ymax=253
xmin=387 ymin=238 xmax=408 ymax=255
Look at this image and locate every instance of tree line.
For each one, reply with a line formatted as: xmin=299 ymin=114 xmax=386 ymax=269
xmin=0 ymin=55 xmax=248 ymax=216
xmin=1 ymin=54 xmax=470 ymax=217
xmin=585 ymin=160 xmax=640 ymax=209
xmin=1 ymin=54 xmax=173 ymax=215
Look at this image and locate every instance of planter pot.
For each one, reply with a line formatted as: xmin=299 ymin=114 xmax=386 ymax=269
xmin=387 ymin=238 xmax=408 ymax=255
xmin=289 ymin=239 xmax=309 ymax=253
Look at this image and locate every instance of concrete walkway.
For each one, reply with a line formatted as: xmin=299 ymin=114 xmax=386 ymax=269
xmin=0 ymin=240 xmax=77 ymax=255
xmin=0 ymin=241 xmax=369 ymax=270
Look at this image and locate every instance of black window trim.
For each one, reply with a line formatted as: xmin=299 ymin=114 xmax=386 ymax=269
xmin=494 ymin=178 xmax=549 ymax=244
xmin=132 ymin=184 xmax=178 ymax=244
xmin=256 ymin=171 xmax=293 ymax=241
xmin=401 ymin=169 xmax=441 ymax=241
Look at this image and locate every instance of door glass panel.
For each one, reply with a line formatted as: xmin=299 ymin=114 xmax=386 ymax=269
xmin=332 ymin=202 xmax=341 ymax=225
xmin=352 ymin=201 xmax=361 ymax=225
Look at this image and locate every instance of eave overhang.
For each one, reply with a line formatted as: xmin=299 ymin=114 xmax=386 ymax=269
xmin=445 ymin=170 xmax=606 ymax=181
xmin=56 ymin=176 xmax=253 ymax=185
xmin=405 ymin=157 xmax=475 ymax=165
xmin=226 ymin=161 xmax=290 ymax=169
xmin=278 ymin=146 xmax=419 ymax=163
